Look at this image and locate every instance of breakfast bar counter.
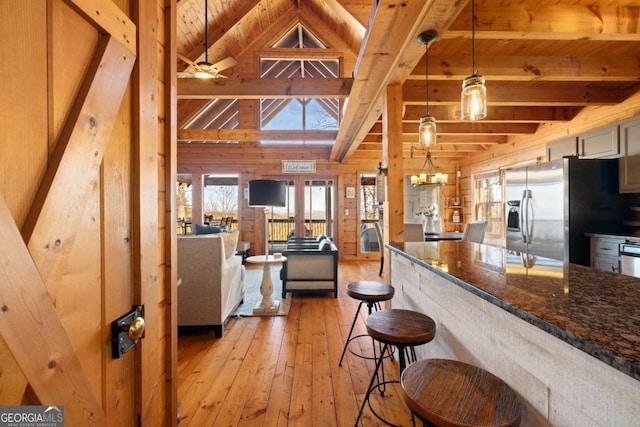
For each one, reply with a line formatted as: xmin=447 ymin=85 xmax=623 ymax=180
xmin=387 ymin=240 xmax=640 ymax=426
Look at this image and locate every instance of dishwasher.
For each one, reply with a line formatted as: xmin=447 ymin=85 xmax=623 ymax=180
xmin=620 ymin=243 xmax=640 ymax=278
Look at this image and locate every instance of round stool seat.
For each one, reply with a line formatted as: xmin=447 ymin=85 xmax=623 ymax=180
xmin=366 ymin=309 xmax=436 ymax=347
xmin=346 ymin=280 xmax=395 ymax=302
xmin=401 ymin=359 xmax=522 ymax=427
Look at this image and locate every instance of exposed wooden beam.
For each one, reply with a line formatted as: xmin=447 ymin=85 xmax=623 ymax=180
xmin=257 ymin=48 xmax=345 ymax=60
xmin=409 ymin=55 xmax=640 ymax=82
xmin=368 ymin=122 xmax=539 ymax=135
xmin=330 ymin=0 xmax=468 ymax=162
xmin=363 ymin=133 xmax=509 ymax=144
xmin=401 ymin=105 xmax=581 ymax=122
xmin=445 ymin=4 xmax=640 ymax=42
xmin=402 ymin=80 xmax=624 ymax=106
xmin=433 ymin=134 xmax=509 ymax=144
xmin=177 ymin=77 xmax=353 ymax=99
xmin=178 ymin=129 xmax=338 ymax=141
xmin=354 ymin=143 xmax=484 ymax=154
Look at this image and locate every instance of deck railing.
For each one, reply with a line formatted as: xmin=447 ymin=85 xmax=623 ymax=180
xmin=268 ymin=218 xmax=331 ymax=243
xmin=177 ymin=218 xmax=331 ymax=241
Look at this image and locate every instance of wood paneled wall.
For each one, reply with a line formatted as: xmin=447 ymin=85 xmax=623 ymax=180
xmin=0 ymin=0 xmax=176 ymax=425
xmin=178 ymin=144 xmax=380 ymax=259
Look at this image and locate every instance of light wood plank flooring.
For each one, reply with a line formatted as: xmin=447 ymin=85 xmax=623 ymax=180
xmin=177 ymin=260 xmax=416 ymax=426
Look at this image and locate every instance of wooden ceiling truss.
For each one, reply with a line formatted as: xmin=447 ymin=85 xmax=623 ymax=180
xmin=175 ymin=0 xmax=640 ymax=161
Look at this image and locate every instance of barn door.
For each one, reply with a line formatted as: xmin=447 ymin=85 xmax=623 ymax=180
xmin=0 ymin=1 xmax=168 ymax=426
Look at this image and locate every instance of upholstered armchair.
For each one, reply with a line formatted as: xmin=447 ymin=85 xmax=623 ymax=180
xmin=281 ymin=239 xmax=338 ymax=298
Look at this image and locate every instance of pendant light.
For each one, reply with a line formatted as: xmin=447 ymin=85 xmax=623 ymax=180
xmin=461 ymin=0 xmax=487 ymax=120
xmin=417 ymin=30 xmax=438 ymax=148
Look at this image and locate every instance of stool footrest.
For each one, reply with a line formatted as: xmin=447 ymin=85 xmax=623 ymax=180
xmin=344 ymin=334 xmax=394 ymax=362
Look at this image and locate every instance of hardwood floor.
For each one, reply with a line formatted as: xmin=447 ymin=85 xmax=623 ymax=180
xmin=177 ymin=260 xmax=415 ymax=426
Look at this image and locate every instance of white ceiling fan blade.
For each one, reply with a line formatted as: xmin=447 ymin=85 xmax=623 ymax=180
xmin=210 ymin=57 xmax=238 ymax=73
xmin=178 ymin=53 xmax=198 ymax=68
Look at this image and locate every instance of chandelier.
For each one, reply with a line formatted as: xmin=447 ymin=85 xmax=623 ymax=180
xmin=410 ymin=150 xmax=447 ymax=187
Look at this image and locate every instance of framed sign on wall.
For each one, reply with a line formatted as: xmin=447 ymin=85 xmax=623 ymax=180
xmin=282 ymin=160 xmax=316 ymax=173
xmin=346 ymin=187 xmax=355 ymax=198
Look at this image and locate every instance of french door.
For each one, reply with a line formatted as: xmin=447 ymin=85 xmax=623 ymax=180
xmin=268 ymin=176 xmax=335 ymax=253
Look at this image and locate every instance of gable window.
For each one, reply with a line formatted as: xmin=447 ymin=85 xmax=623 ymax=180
xmin=259 ymin=23 xmax=340 ymax=145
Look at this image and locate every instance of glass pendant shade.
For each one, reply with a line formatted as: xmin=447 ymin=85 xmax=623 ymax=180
xmin=461 ymin=73 xmax=486 ymax=120
xmin=418 ymin=114 xmax=437 ymax=148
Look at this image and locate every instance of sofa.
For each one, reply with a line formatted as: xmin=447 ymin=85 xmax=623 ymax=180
xmin=193 ymin=223 xmax=251 ymax=263
xmin=177 ymin=233 xmax=245 ymax=337
xmin=281 ymin=238 xmax=338 ymax=298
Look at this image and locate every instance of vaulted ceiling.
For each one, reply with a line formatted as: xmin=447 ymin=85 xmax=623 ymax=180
xmin=176 ymin=0 xmax=640 ymax=163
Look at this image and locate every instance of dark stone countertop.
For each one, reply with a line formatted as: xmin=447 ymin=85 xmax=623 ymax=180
xmin=387 ymin=241 xmax=640 ymax=382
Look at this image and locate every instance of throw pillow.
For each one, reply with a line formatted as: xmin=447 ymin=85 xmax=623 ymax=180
xmin=319 ymin=240 xmax=333 ymax=252
xmin=218 ymin=231 xmax=239 ymax=259
xmin=194 ymin=224 xmax=221 ymax=235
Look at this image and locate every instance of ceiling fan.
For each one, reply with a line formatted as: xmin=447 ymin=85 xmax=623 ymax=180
xmin=177 ymin=54 xmax=237 ymax=79
xmin=177 ymin=0 xmax=237 ymax=79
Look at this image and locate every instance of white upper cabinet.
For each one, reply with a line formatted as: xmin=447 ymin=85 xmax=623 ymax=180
xmin=578 ymin=125 xmax=620 ymax=159
xmin=546 ymin=137 xmax=577 ymax=161
xmin=619 ymin=117 xmax=640 ymax=193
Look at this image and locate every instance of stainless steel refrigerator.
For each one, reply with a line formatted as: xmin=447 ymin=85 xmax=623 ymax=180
xmin=505 ymin=157 xmax=630 ymax=266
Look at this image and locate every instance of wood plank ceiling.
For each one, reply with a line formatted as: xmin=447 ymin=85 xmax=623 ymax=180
xmin=176 ymin=0 xmax=640 ymax=163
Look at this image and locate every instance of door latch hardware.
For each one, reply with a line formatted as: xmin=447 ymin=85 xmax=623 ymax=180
xmin=111 ymin=305 xmax=145 ymax=359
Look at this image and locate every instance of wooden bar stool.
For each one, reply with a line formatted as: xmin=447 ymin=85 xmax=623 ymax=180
xmin=401 ymin=359 xmax=522 ymax=427
xmin=355 ymin=309 xmax=436 ymax=427
xmin=339 ymin=280 xmax=395 ymax=367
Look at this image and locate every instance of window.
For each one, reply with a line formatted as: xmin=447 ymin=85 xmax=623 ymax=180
xmin=203 ymin=175 xmax=239 ymax=229
xmin=259 ymin=23 xmax=340 ymax=145
xmin=475 ymin=173 xmax=503 ymax=236
xmin=360 ymin=174 xmax=380 ymax=253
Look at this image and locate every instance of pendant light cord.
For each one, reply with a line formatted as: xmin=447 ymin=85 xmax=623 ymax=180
xmin=471 ymin=0 xmax=475 ymax=74
xmin=425 ymin=41 xmax=429 ymax=116
xmin=204 ymin=0 xmax=209 ymax=63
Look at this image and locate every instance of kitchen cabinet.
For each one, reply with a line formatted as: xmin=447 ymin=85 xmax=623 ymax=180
xmin=578 ymin=125 xmax=620 ymax=159
xmin=619 ymin=117 xmax=640 ymax=193
xmin=590 ymin=235 xmax=625 ymax=273
xmin=546 ymin=137 xmax=577 ymax=161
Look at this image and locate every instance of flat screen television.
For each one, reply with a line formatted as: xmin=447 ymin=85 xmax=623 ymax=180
xmin=248 ymin=179 xmax=286 ymax=207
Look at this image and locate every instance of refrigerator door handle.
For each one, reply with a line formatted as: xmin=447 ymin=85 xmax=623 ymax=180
xmin=522 ymin=189 xmax=531 ymax=244
xmin=520 ymin=191 xmax=527 ymax=243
